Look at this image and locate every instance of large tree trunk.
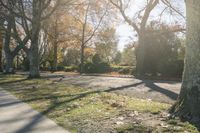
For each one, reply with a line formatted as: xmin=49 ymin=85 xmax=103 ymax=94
xmin=28 ymin=0 xmax=41 ymax=78
xmin=3 ymin=19 xmax=14 ymax=74
xmin=28 ymin=41 xmax=40 ymax=78
xmin=172 ymin=0 xmax=200 ymax=123
xmin=0 ymin=31 xmax=2 ymax=72
xmin=4 ymin=53 xmax=14 ymax=74
xmin=136 ymin=34 xmax=146 ymax=76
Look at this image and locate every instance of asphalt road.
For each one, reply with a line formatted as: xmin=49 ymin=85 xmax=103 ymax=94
xmin=59 ymin=75 xmax=181 ymax=104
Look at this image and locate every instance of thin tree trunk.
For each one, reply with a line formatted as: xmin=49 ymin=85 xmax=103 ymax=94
xmin=53 ymin=42 xmax=58 ymax=71
xmin=172 ymin=0 xmax=200 ymax=123
xmin=80 ymin=44 xmax=84 ymax=74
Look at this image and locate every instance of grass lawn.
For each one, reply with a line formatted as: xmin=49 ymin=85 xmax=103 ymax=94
xmin=0 ymin=74 xmax=199 ymax=133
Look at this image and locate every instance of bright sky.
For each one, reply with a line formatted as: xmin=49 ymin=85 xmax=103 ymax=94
xmin=116 ymin=0 xmax=186 ymax=51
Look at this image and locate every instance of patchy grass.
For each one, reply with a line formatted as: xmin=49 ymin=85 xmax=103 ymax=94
xmin=116 ymin=123 xmax=153 ymax=133
xmin=0 ymin=74 xmax=198 ymax=133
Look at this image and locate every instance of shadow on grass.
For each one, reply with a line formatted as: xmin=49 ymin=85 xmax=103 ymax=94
xmin=0 ymin=74 xmax=188 ymax=132
xmin=0 ymin=74 xmax=66 ymax=86
xmin=0 ymin=78 xmax=29 ymax=85
xmin=105 ymin=80 xmax=178 ymax=101
xmin=0 ymin=81 xmax=199 ymax=133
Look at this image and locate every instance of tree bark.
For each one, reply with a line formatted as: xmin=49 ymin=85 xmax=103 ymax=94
xmin=80 ymin=44 xmax=85 ymax=74
xmin=28 ymin=40 xmax=40 ymax=78
xmin=136 ymin=34 xmax=146 ymax=76
xmin=0 ymin=29 xmax=2 ymax=72
xmin=53 ymin=41 xmax=58 ymax=71
xmin=28 ymin=1 xmax=41 ymax=78
xmin=3 ymin=18 xmax=15 ymax=74
xmin=172 ymin=0 xmax=200 ymax=123
xmin=4 ymin=53 xmax=14 ymax=74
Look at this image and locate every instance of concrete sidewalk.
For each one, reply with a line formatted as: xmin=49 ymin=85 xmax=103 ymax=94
xmin=0 ymin=89 xmax=70 ymax=133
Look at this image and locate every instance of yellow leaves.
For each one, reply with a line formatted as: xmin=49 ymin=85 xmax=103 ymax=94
xmin=85 ymin=47 xmax=95 ymax=57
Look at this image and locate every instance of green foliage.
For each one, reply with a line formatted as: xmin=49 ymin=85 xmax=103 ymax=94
xmin=56 ymin=66 xmax=65 ymax=71
xmin=121 ymin=44 xmax=136 ymax=66
xmin=64 ymin=66 xmax=78 ymax=72
xmin=82 ymin=54 xmax=111 ymax=73
xmin=63 ymin=49 xmax=80 ymax=66
xmin=140 ymin=23 xmax=185 ymax=77
xmin=95 ymin=28 xmax=118 ymax=63
xmin=113 ymin=51 xmax=122 ymax=65
xmin=111 ymin=65 xmax=135 ymax=75
xmin=118 ymin=67 xmax=133 ymax=75
xmin=92 ymin=54 xmax=102 ymax=65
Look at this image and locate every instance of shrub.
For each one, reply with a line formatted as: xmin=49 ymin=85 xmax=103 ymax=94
xmin=118 ymin=67 xmax=133 ymax=75
xmin=111 ymin=65 xmax=135 ymax=75
xmin=157 ymin=60 xmax=184 ymax=77
xmin=64 ymin=66 xmax=78 ymax=72
xmin=83 ymin=62 xmax=96 ymax=73
xmin=80 ymin=54 xmax=111 ymax=73
xmin=56 ymin=66 xmax=64 ymax=71
xmin=96 ymin=62 xmax=111 ymax=73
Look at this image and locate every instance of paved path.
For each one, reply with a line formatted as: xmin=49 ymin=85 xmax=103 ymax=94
xmin=59 ymin=75 xmax=181 ymax=104
xmin=17 ymin=72 xmax=182 ymax=104
xmin=0 ymin=88 xmax=70 ymax=133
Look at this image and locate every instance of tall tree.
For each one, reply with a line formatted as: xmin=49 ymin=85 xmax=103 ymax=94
xmin=110 ymin=0 xmax=159 ymax=75
xmin=95 ymin=28 xmax=118 ymax=63
xmin=110 ymin=0 xmax=185 ymax=75
xmin=79 ymin=0 xmax=109 ymax=73
xmin=69 ymin=0 xmax=112 ymax=73
xmin=0 ymin=23 xmax=2 ymax=72
xmin=0 ymin=3 xmax=4 ymax=72
xmin=172 ymin=0 xmax=200 ymax=123
xmin=0 ymin=0 xmax=62 ymax=78
xmin=0 ymin=0 xmax=31 ymax=73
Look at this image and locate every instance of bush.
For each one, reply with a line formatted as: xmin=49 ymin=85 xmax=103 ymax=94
xmin=111 ymin=65 xmax=135 ymax=75
xmin=118 ymin=67 xmax=133 ymax=75
xmin=82 ymin=62 xmax=111 ymax=73
xmin=83 ymin=62 xmax=96 ymax=73
xmin=157 ymin=60 xmax=184 ymax=77
xmin=97 ymin=62 xmax=111 ymax=73
xmin=80 ymin=54 xmax=111 ymax=73
xmin=64 ymin=66 xmax=78 ymax=72
xmin=56 ymin=66 xmax=64 ymax=71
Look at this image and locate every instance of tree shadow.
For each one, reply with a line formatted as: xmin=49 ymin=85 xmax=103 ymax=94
xmin=0 ymin=75 xmax=180 ymax=132
xmin=0 ymin=74 xmax=65 ymax=86
xmin=0 ymin=78 xmax=29 ymax=85
xmin=13 ymin=89 xmax=102 ymax=133
xmin=104 ymin=79 xmax=178 ymax=101
xmin=144 ymin=80 xmax=178 ymax=100
xmin=104 ymin=82 xmax=144 ymax=92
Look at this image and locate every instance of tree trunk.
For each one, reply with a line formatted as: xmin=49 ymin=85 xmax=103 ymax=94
xmin=136 ymin=34 xmax=146 ymax=76
xmin=28 ymin=29 xmax=40 ymax=78
xmin=3 ymin=18 xmax=13 ymax=74
xmin=0 ymin=31 xmax=2 ymax=72
xmin=80 ymin=44 xmax=85 ymax=74
xmin=28 ymin=0 xmax=41 ymax=78
xmin=4 ymin=53 xmax=14 ymax=74
xmin=172 ymin=0 xmax=200 ymax=123
xmin=53 ymin=42 xmax=58 ymax=71
xmin=28 ymin=42 xmax=40 ymax=78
